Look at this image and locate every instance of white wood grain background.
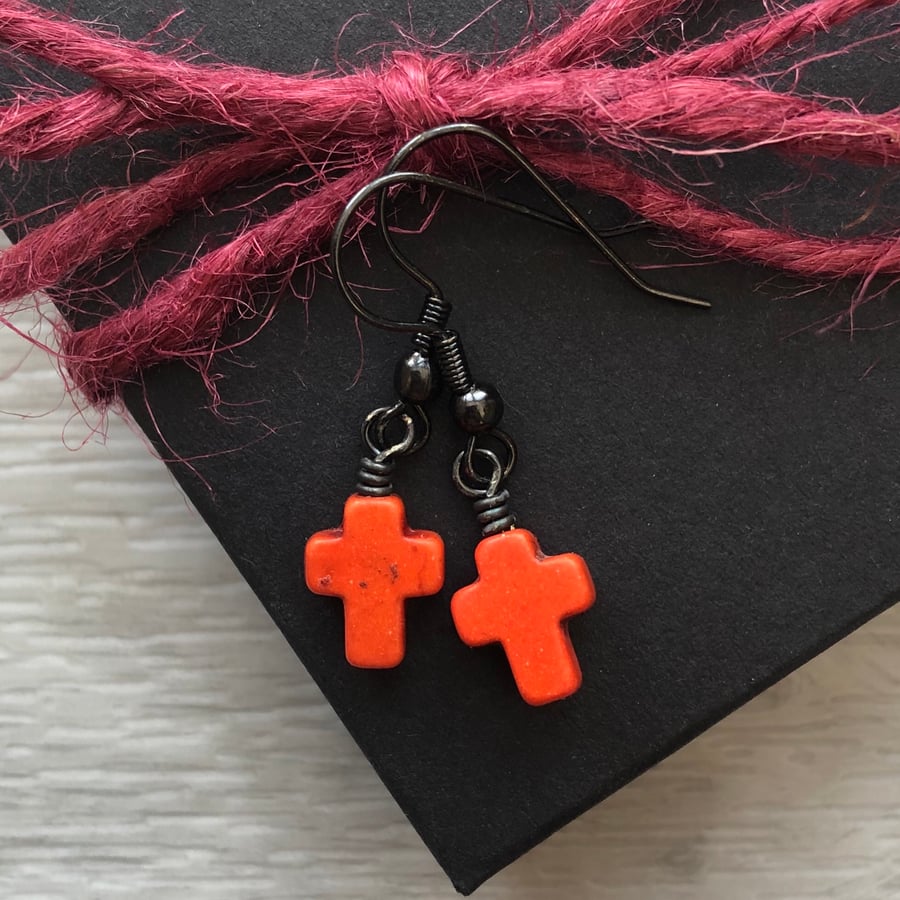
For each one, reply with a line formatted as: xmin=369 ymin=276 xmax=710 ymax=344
xmin=1 ymin=301 xmax=899 ymax=900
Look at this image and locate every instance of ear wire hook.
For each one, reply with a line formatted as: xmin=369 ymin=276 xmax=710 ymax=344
xmin=378 ymin=123 xmax=711 ymax=312
xmin=333 ymin=169 xmax=565 ymax=332
xmin=330 ymin=125 xmax=712 ymax=334
xmin=381 ymin=175 xmax=648 ymax=248
xmin=376 ymin=123 xmax=650 ymax=297
xmin=380 ymin=129 xmax=649 ymax=248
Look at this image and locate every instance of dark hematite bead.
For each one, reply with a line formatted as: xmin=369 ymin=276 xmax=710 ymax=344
xmin=394 ymin=349 xmax=438 ymax=404
xmin=452 ymin=382 xmax=504 ymax=433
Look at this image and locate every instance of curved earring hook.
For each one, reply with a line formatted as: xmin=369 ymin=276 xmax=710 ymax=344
xmin=330 ymin=125 xmax=712 ymax=334
xmin=378 ymin=129 xmax=649 ymax=288
xmin=333 ymin=169 xmax=532 ymax=332
xmin=374 ymin=122 xmax=711 ymax=311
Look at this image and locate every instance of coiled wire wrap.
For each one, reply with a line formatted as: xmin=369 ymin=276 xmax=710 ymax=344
xmin=433 ymin=329 xmax=473 ymax=394
xmin=452 ymin=442 xmax=518 ymax=536
xmin=411 ymin=295 xmax=452 ymax=353
xmin=473 ymin=488 xmax=517 ymax=536
xmin=356 ymin=456 xmax=396 ymax=497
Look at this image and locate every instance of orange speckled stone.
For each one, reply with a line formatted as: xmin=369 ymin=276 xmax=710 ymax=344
xmin=451 ymin=529 xmax=595 ymax=706
xmin=305 ymin=494 xmax=444 ymax=668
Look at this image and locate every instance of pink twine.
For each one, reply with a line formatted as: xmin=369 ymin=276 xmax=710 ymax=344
xmin=0 ymin=0 xmax=896 ymax=406
xmin=61 ymin=163 xmax=386 ymax=405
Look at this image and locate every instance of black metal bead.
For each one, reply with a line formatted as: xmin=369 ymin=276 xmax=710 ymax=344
xmin=452 ymin=382 xmax=504 ymax=433
xmin=394 ymin=349 xmax=438 ymax=404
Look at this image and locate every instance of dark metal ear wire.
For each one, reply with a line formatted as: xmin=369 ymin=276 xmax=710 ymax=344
xmin=384 ymin=123 xmax=711 ymax=309
xmin=329 ymin=122 xmax=712 ymax=329
xmin=386 ymin=180 xmax=649 ymax=242
xmin=380 ymin=133 xmax=648 ymax=244
xmin=332 ymin=169 xmax=563 ymax=333
xmin=376 ymin=123 xmax=650 ymax=295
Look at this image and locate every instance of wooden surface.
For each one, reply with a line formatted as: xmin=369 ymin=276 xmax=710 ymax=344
xmin=1 ymin=306 xmax=899 ymax=900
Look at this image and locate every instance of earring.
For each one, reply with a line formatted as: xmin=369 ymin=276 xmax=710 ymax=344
xmin=324 ymin=122 xmax=711 ymax=696
xmin=433 ymin=326 xmax=598 ymax=706
xmin=303 ymin=301 xmax=449 ymax=669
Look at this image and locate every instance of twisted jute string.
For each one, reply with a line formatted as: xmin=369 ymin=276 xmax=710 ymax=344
xmin=0 ymin=0 xmax=896 ymax=407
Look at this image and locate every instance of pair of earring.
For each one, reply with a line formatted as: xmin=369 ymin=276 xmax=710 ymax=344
xmin=304 ymin=124 xmax=710 ymax=706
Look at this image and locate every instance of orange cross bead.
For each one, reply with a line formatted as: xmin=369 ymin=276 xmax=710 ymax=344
xmin=451 ymin=528 xmax=595 ymax=706
xmin=304 ymin=494 xmax=444 ymax=668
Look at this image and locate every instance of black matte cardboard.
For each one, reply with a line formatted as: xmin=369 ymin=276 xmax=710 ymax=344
xmin=3 ymin=1 xmax=899 ymax=893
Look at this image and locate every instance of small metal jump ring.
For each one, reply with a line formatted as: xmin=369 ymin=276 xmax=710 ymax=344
xmin=362 ymin=402 xmax=430 ymax=459
xmin=362 ymin=405 xmax=414 ymax=461
xmin=462 ymin=430 xmax=517 ymax=485
xmin=362 ymin=402 xmax=401 ymax=455
xmin=374 ymin=414 xmax=415 ymax=462
xmin=453 ymin=447 xmax=504 ymax=498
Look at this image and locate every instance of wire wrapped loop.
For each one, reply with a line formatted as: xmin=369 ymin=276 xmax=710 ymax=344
xmin=356 ymin=456 xmax=396 ymax=496
xmin=473 ymin=488 xmax=517 ymax=536
xmin=452 ymin=441 xmax=518 ymax=536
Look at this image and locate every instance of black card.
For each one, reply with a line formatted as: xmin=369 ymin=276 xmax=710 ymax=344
xmin=3 ymin=1 xmax=899 ymax=893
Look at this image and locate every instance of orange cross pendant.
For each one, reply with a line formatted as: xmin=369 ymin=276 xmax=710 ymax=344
xmin=305 ymin=494 xmax=444 ymax=668
xmin=451 ymin=529 xmax=596 ymax=706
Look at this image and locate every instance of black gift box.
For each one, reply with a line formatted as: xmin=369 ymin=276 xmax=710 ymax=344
xmin=4 ymin=1 xmax=899 ymax=893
